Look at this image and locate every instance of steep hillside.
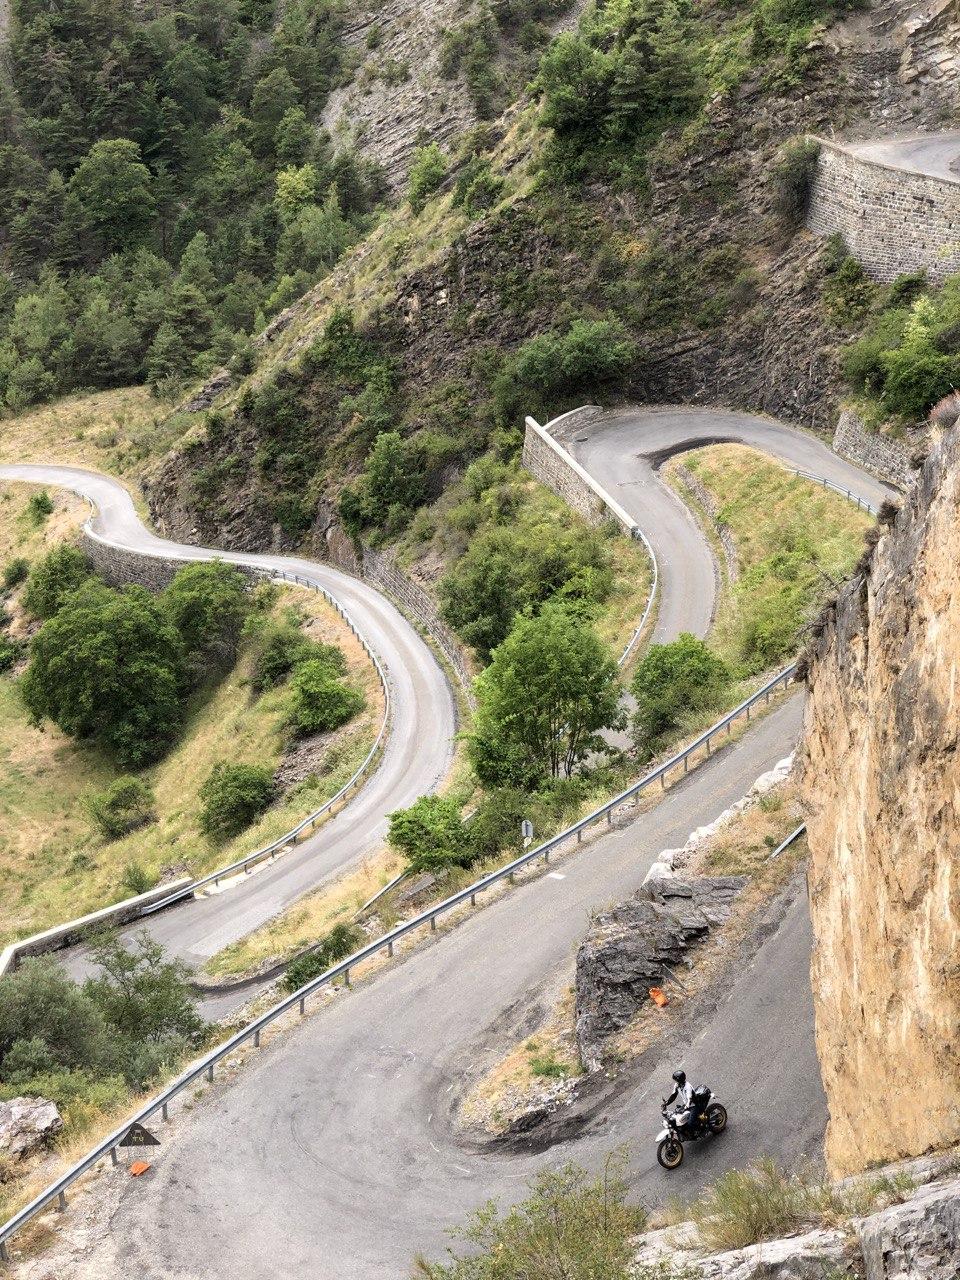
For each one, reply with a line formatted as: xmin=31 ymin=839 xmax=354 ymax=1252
xmin=801 ymin=424 xmax=960 ymax=1176
xmin=143 ymin=0 xmax=957 ymax=566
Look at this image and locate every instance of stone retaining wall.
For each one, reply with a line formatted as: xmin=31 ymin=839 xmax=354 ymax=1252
xmin=807 ymin=138 xmax=960 ymax=284
xmin=81 ymin=534 xmax=262 ymax=592
xmin=832 ymin=408 xmax=918 ymax=487
xmin=673 ymin=463 xmax=739 ymax=582
xmin=361 ymin=548 xmax=474 ymax=697
xmin=521 ymin=412 xmax=635 ymax=532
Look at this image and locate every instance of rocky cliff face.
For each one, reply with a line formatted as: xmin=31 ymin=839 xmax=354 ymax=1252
xmin=801 ymin=425 xmax=960 ymax=1177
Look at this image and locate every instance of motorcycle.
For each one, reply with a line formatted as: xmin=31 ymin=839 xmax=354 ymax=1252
xmin=656 ymin=1085 xmax=727 ymax=1169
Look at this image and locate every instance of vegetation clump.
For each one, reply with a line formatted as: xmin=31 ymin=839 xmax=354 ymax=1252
xmin=21 ymin=545 xmax=91 ymax=619
xmin=286 ymin=657 xmax=365 ymax=737
xmin=632 ymin=634 xmax=731 ymax=755
xmin=84 ymin=775 xmax=156 ymax=840
xmin=199 ymin=762 xmax=277 ymax=840
xmin=283 ymin=922 xmax=363 ymax=991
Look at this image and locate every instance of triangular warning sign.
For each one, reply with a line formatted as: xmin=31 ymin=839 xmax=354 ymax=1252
xmin=119 ymin=1121 xmax=160 ymax=1148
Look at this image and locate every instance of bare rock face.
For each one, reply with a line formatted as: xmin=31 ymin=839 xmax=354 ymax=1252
xmin=859 ymin=1177 xmax=960 ymax=1280
xmin=0 ymin=1097 xmax=63 ymax=1158
xmin=693 ymin=1228 xmax=854 ymax=1279
xmin=800 ymin=424 xmax=960 ymax=1176
xmin=574 ymin=876 xmax=745 ymax=1068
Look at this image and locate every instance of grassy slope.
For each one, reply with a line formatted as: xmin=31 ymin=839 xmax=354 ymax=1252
xmin=667 ymin=443 xmax=871 ymax=669
xmin=0 ymin=562 xmax=383 ymax=946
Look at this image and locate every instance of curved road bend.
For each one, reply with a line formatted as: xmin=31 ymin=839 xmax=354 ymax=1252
xmin=0 ymin=465 xmax=457 ymax=980
xmin=844 ymin=131 xmax=960 ymax=184
xmin=559 ymin=406 xmax=892 ymax=643
xmin=80 ymin=410 xmax=881 ymax=1278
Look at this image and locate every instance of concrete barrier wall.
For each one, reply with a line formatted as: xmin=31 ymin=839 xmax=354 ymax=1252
xmin=522 ymin=412 xmax=636 ymax=532
xmin=832 ymin=408 xmax=918 ymax=487
xmin=807 ymin=139 xmax=960 ymax=284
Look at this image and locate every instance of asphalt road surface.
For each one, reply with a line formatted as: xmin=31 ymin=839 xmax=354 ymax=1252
xmin=38 ymin=408 xmax=881 ymax=1279
xmin=0 ymin=464 xmax=457 ymax=979
xmin=845 ymin=130 xmax=960 ymax=184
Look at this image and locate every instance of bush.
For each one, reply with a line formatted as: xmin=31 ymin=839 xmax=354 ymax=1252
xmin=408 ymin=144 xmax=448 ymax=213
xmin=2 ymin=557 xmax=28 ymax=589
xmin=120 ymin=861 xmax=157 ymax=896
xmin=21 ymin=545 xmax=91 ymax=618
xmin=690 ymin=1158 xmax=808 ymax=1251
xmin=631 ymin=634 xmax=730 ymax=751
xmin=21 ymin=581 xmax=185 ymax=765
xmin=388 ymin=795 xmax=474 ymax=873
xmin=84 ymin=775 xmax=156 ymax=840
xmin=414 ymin=1156 xmax=646 ymax=1279
xmin=287 ymin=659 xmax=365 ymax=736
xmin=770 ymin=138 xmax=819 ymax=228
xmin=198 ymin=761 xmax=276 ymax=839
xmin=163 ymin=561 xmax=250 ymax=677
xmin=493 ymin=317 xmax=636 ymax=424
xmin=251 ymin=617 xmax=346 ymax=692
xmin=25 ymin=490 xmax=53 ymax=525
xmin=283 ymin=922 xmax=363 ymax=992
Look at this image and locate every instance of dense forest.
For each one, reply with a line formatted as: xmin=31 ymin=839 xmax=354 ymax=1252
xmin=0 ymin=0 xmax=386 ymax=408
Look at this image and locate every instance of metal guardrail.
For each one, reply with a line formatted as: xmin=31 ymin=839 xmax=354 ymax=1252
xmin=768 ymin=822 xmax=807 ymax=860
xmin=618 ymin=524 xmax=658 ymax=666
xmin=0 ymin=661 xmax=796 ymax=1262
xmin=791 ymin=470 xmax=878 ymax=516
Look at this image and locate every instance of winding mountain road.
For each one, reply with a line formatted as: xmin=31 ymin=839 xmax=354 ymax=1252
xmin=3 ymin=408 xmax=887 ymax=1278
xmin=844 ymin=130 xmax=960 ymax=185
xmin=0 ymin=464 xmax=457 ymax=980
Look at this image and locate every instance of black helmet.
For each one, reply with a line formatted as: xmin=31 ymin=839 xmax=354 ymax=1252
xmin=672 ymin=1070 xmax=686 ymax=1085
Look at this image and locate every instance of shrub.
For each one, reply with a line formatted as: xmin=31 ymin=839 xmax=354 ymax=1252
xmin=283 ymin=922 xmax=363 ymax=992
xmin=388 ymin=795 xmax=474 ymax=873
xmin=493 ymin=317 xmax=636 ymax=424
xmin=414 ymin=1156 xmax=646 ymax=1279
xmin=163 ymin=561 xmax=250 ymax=677
xmin=251 ymin=617 xmax=346 ymax=692
xmin=84 ymin=775 xmax=156 ymax=840
xmin=198 ymin=761 xmax=276 ymax=839
xmin=120 ymin=862 xmax=157 ymax=896
xmin=770 ymin=138 xmax=819 ymax=228
xmin=287 ymin=659 xmax=365 ymax=736
xmin=21 ymin=581 xmax=185 ymax=765
xmin=631 ymin=634 xmax=730 ymax=751
xmin=408 ymin=144 xmax=448 ymax=213
xmin=25 ymin=490 xmax=53 ymax=525
xmin=2 ymin=557 xmax=28 ymax=589
xmin=21 ymin=545 xmax=91 ymax=618
xmin=690 ymin=1158 xmax=808 ymax=1251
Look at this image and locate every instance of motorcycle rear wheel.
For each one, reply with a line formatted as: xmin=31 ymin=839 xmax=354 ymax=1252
xmin=657 ymin=1138 xmax=684 ymax=1169
xmin=706 ymin=1103 xmax=728 ymax=1134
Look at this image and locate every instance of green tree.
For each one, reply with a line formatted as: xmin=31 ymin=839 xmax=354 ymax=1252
xmin=198 ymin=761 xmax=276 ymax=838
xmin=287 ymin=658 xmax=365 ymax=736
xmin=21 ymin=581 xmax=185 ymax=765
xmin=84 ymin=776 xmax=156 ymax=840
xmin=274 ymin=164 xmax=319 ymax=225
xmin=84 ymin=932 xmax=203 ymax=1049
xmin=388 ymin=795 xmax=473 ymax=873
xmin=163 ymin=560 xmax=250 ymax=676
xmin=631 ymin=633 xmax=730 ymax=750
xmin=408 ymin=143 xmax=447 ymax=213
xmin=21 ymin=544 xmax=91 ymax=618
xmin=0 ymin=957 xmax=109 ymax=1075
xmin=67 ymin=139 xmax=156 ymax=256
xmin=469 ymin=603 xmax=623 ymax=788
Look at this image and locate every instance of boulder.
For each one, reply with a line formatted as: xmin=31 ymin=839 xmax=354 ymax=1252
xmin=858 ymin=1176 xmax=960 ymax=1279
xmin=0 ymin=1096 xmax=63 ymax=1158
xmin=691 ymin=1228 xmax=854 ymax=1279
xmin=575 ymin=876 xmax=746 ymax=1067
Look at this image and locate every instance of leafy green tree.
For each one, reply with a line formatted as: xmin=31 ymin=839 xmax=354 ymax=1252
xmin=274 ymin=106 xmax=314 ymax=164
xmin=469 ymin=603 xmax=623 ymax=787
xmin=67 ymin=140 xmax=156 ymax=257
xmin=388 ymin=795 xmax=473 ymax=873
xmin=22 ymin=544 xmax=91 ymax=618
xmin=0 ymin=957 xmax=110 ymax=1076
xmin=408 ymin=143 xmax=448 ymax=213
xmin=84 ymin=775 xmax=156 ymax=840
xmin=494 ymin=317 xmax=636 ymax=423
xmin=198 ymin=761 xmax=276 ymax=838
xmin=85 ymin=932 xmax=203 ymax=1047
xmin=250 ymin=67 xmax=300 ymax=153
xmin=21 ymin=581 xmax=185 ymax=765
xmin=163 ymin=560 xmax=250 ymax=676
xmin=631 ymin=632 xmax=730 ymax=749
xmin=275 ymin=164 xmax=319 ymax=225
xmin=250 ymin=616 xmax=345 ymax=691
xmin=287 ymin=658 xmax=365 ymax=736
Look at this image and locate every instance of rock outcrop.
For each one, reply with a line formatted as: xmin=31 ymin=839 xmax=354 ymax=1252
xmin=859 ymin=1177 xmax=960 ymax=1280
xmin=574 ymin=876 xmax=746 ymax=1068
xmin=801 ymin=424 xmax=960 ymax=1176
xmin=0 ymin=1097 xmax=63 ymax=1158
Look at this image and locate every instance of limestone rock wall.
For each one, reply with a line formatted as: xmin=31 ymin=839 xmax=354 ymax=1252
xmin=832 ymin=407 xmax=920 ymax=487
xmin=800 ymin=424 xmax=960 ymax=1176
xmin=807 ymin=138 xmax=960 ymax=283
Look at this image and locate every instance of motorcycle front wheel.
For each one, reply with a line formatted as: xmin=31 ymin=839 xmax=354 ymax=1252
xmin=657 ymin=1138 xmax=684 ymax=1169
xmin=706 ymin=1103 xmax=728 ymax=1134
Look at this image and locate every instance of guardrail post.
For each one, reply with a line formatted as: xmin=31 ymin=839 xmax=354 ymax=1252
xmin=344 ymin=968 xmax=351 ymax=987
xmin=254 ymin=1029 xmax=261 ymax=1047
xmin=705 ymin=736 xmax=711 ymax=755
xmin=683 ymin=755 xmax=688 ymax=773
xmin=431 ymin=914 xmax=438 ymax=929
xmin=660 ymin=772 xmax=667 ymax=789
xmin=111 ymin=1147 xmax=119 ymax=1167
xmin=387 ymin=940 xmax=394 ymax=956
xmin=162 ymin=1102 xmax=169 ymax=1121
xmin=299 ymin=996 xmax=306 ymax=1015
xmin=746 ymin=704 xmax=751 ymax=721
xmin=470 ymin=892 xmax=477 ymax=907
xmin=206 ymin=1065 xmax=214 ymax=1083
xmin=1 ymin=1241 xmax=9 ymax=1263
xmin=57 ymin=1192 xmax=66 ymax=1212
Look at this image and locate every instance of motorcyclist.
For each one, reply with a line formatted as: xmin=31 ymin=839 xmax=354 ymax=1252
xmin=664 ymin=1069 xmax=699 ymax=1135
